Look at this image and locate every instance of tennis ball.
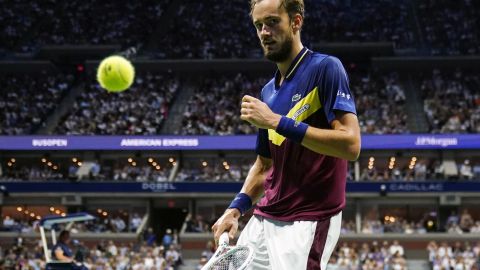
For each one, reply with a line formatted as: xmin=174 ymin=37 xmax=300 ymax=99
xmin=96 ymin=55 xmax=135 ymax=92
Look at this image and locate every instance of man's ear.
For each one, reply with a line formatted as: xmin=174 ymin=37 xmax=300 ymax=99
xmin=291 ymin=14 xmax=303 ymax=33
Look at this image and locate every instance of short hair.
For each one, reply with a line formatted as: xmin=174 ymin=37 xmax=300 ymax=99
xmin=250 ymin=0 xmax=305 ymax=20
xmin=59 ymin=230 xmax=70 ymax=242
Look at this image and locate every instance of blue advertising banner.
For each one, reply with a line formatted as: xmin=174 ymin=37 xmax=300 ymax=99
xmin=0 ymin=134 xmax=479 ymax=150
xmin=1 ymin=182 xmax=479 ymax=193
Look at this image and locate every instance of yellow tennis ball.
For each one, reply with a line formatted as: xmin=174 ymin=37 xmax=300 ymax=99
xmin=96 ymin=55 xmax=135 ymax=92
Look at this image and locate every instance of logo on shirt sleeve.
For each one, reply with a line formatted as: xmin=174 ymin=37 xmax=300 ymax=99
xmin=337 ymin=90 xmax=351 ymax=100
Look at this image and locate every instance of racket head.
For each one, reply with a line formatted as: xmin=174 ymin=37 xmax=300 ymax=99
xmin=201 ymin=232 xmax=254 ymax=270
xmin=206 ymin=245 xmax=254 ymax=270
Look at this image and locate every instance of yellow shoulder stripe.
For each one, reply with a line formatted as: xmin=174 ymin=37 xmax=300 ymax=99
xmin=268 ymin=87 xmax=322 ymax=146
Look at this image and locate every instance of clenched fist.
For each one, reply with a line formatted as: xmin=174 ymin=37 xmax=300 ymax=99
xmin=240 ymin=95 xmax=281 ymax=130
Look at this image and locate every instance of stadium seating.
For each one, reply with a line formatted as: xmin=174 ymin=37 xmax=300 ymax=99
xmin=419 ymin=69 xmax=480 ymax=133
xmin=1 ymin=1 xmax=171 ymax=52
xmin=55 ymin=72 xmax=179 ymax=135
xmin=0 ymin=73 xmax=74 ymax=135
xmin=417 ymin=0 xmax=480 ymax=55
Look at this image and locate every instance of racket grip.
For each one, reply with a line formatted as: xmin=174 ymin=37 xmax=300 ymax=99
xmin=219 ymin=232 xmax=230 ymax=246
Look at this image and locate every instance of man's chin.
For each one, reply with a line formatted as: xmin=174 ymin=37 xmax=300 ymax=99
xmin=264 ymin=51 xmax=288 ymax=62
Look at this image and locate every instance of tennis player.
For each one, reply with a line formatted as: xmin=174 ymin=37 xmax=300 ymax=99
xmin=211 ymin=0 xmax=361 ymax=269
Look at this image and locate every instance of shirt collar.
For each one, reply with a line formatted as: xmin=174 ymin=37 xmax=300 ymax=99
xmin=274 ymin=47 xmax=310 ymax=85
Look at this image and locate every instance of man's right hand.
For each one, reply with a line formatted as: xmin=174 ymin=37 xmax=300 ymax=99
xmin=211 ymin=208 xmax=241 ymax=244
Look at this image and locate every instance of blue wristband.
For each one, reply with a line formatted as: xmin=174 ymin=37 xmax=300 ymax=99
xmin=228 ymin=193 xmax=252 ymax=215
xmin=275 ymin=116 xmax=309 ymax=144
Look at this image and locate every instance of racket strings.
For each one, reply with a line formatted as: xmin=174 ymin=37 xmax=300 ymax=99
xmin=208 ymin=246 xmax=251 ymax=270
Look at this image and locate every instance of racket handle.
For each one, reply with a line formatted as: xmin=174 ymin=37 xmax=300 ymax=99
xmin=219 ymin=232 xmax=230 ymax=246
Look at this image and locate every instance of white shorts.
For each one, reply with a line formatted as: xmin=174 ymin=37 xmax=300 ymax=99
xmin=237 ymin=211 xmax=342 ymax=270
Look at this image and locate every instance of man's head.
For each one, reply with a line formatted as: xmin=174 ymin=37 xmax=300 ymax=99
xmin=250 ymin=0 xmax=304 ymax=62
xmin=59 ymin=230 xmax=70 ymax=244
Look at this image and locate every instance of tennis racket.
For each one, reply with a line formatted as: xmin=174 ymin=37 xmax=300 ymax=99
xmin=201 ymin=232 xmax=254 ymax=270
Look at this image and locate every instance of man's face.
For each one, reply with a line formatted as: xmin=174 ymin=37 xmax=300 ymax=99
xmin=252 ymin=0 xmax=294 ymax=62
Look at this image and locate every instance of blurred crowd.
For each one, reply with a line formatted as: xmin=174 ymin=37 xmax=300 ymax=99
xmin=444 ymin=210 xmax=480 ymax=234
xmin=55 ymin=72 xmax=179 ymax=135
xmin=303 ymin=0 xmax=414 ymax=49
xmin=2 ymin=0 xmax=478 ymax=57
xmin=428 ymin=241 xmax=480 ymax=270
xmin=0 ymin=159 xmax=173 ymax=183
xmin=2 ymin=157 xmax=479 ymax=182
xmin=0 ymin=73 xmax=73 ymax=135
xmin=1 ymin=212 xmax=144 ymax=234
xmin=178 ymin=73 xmax=267 ymax=135
xmin=0 ymin=238 xmax=183 ymax=270
xmin=1 ymin=0 xmax=170 ymax=52
xmin=350 ymin=71 xmax=408 ymax=134
xmin=359 ymin=159 xmax=480 ymax=182
xmin=176 ymin=159 xmax=252 ymax=182
xmin=326 ymin=241 xmax=408 ymax=270
xmin=158 ymin=0 xmax=259 ymax=59
xmin=195 ymin=239 xmax=408 ymax=269
xmin=420 ymin=69 xmax=480 ymax=133
xmin=417 ymin=0 xmax=479 ymax=56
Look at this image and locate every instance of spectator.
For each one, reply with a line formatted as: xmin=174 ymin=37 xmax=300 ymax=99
xmin=130 ymin=213 xmax=142 ymax=232
xmin=460 ymin=209 xmax=474 ymax=232
xmin=414 ymin=161 xmax=428 ymax=180
xmin=389 ymin=240 xmax=404 ymax=257
xmin=162 ymin=229 xmax=173 ymax=250
xmin=460 ymin=160 xmax=474 ymax=180
xmin=144 ymin=227 xmax=156 ymax=246
xmin=446 ymin=211 xmax=460 ymax=228
xmin=111 ymin=216 xmax=126 ymax=232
